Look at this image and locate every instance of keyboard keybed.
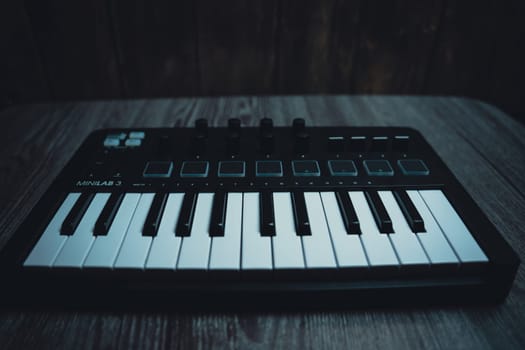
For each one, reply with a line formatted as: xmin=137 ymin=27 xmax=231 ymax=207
xmin=24 ymin=189 xmax=488 ymax=273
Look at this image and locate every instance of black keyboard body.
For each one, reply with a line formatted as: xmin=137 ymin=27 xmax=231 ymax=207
xmin=0 ymin=124 xmax=519 ymax=309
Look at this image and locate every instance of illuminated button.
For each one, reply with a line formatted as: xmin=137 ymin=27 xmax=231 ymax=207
xmin=129 ymin=131 xmax=145 ymax=139
xmin=125 ymin=138 xmax=141 ymax=147
xmin=292 ymin=160 xmax=320 ymax=177
xmin=218 ymin=161 xmax=245 ymax=177
xmin=371 ymin=136 xmax=389 ymax=151
xmin=398 ymin=159 xmax=429 ymax=176
xmin=328 ymin=160 xmax=357 ymax=176
xmin=107 ymin=132 xmax=127 ymax=140
xmin=349 ymin=136 xmax=367 ymax=152
xmin=103 ymin=137 xmax=120 ymax=147
xmin=393 ymin=135 xmax=410 ymax=152
xmin=256 ymin=160 xmax=283 ymax=177
xmin=327 ymin=136 xmax=345 ymax=153
xmin=180 ymin=161 xmax=209 ymax=178
xmin=143 ymin=161 xmax=173 ymax=178
xmin=363 ymin=160 xmax=394 ymax=176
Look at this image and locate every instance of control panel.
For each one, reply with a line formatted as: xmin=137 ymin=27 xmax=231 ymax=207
xmin=70 ymin=119 xmax=446 ymax=192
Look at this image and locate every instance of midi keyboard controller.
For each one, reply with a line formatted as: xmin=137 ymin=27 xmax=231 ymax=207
xmin=0 ymin=118 xmax=519 ymax=308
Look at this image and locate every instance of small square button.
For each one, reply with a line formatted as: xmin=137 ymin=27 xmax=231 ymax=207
xmin=107 ymin=132 xmax=127 ymax=140
xmin=104 ymin=137 xmax=120 ymax=147
xmin=143 ymin=161 xmax=173 ymax=178
xmin=363 ymin=160 xmax=394 ymax=176
xmin=218 ymin=161 xmax=246 ymax=177
xmin=256 ymin=160 xmax=283 ymax=177
xmin=292 ymin=160 xmax=320 ymax=176
xmin=180 ymin=161 xmax=209 ymax=178
xmin=129 ymin=131 xmax=145 ymax=139
xmin=328 ymin=160 xmax=358 ymax=176
xmin=125 ymin=138 xmax=141 ymax=147
xmin=398 ymin=159 xmax=430 ymax=175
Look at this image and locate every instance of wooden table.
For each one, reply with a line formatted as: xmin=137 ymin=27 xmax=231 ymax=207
xmin=1 ymin=96 xmax=524 ymax=349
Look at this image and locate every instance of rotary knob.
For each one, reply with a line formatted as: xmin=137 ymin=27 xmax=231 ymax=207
xmin=260 ymin=118 xmax=274 ymax=154
xmin=227 ymin=118 xmax=241 ymax=154
xmin=193 ymin=118 xmax=208 ymax=154
xmin=292 ymin=118 xmax=309 ymax=153
xmin=195 ymin=118 xmax=208 ymax=138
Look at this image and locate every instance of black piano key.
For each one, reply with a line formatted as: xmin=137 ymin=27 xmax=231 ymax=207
xmin=142 ymin=193 xmax=168 ymax=237
xmin=260 ymin=191 xmax=276 ymax=236
xmin=291 ymin=191 xmax=311 ymax=236
xmin=93 ymin=193 xmax=124 ymax=236
xmin=393 ymin=190 xmax=426 ymax=233
xmin=365 ymin=191 xmax=393 ymax=233
xmin=209 ymin=191 xmax=227 ymax=237
xmin=176 ymin=192 xmax=197 ymax=236
xmin=60 ymin=193 xmax=95 ymax=235
xmin=335 ymin=191 xmax=361 ymax=234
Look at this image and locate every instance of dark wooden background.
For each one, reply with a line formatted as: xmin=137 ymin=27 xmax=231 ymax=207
xmin=1 ymin=0 xmax=524 ymax=123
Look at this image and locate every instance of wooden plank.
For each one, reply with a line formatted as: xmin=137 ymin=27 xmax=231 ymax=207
xmin=277 ymin=0 xmax=352 ymax=93
xmin=0 ymin=0 xmax=49 ymax=107
xmin=329 ymin=0 xmax=362 ymax=92
xmin=23 ymin=0 xmax=121 ymax=99
xmin=444 ymin=98 xmax=525 ymax=196
xmin=196 ymin=0 xmax=278 ymax=95
xmin=111 ymin=0 xmax=200 ymax=97
xmin=353 ymin=0 xmax=443 ymax=93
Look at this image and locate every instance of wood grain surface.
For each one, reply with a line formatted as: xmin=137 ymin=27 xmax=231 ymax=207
xmin=2 ymin=1 xmax=524 ymax=123
xmin=23 ymin=0 xmax=121 ymax=99
xmin=0 ymin=96 xmax=524 ymax=349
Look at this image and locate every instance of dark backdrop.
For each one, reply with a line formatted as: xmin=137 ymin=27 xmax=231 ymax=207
xmin=1 ymin=0 xmax=524 ymax=123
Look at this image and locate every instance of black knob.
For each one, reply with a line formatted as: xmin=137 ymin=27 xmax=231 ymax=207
xmin=293 ymin=119 xmax=309 ymax=153
xmin=260 ymin=118 xmax=274 ymax=153
xmin=293 ymin=118 xmax=305 ymax=131
xmin=195 ymin=118 xmax=208 ymax=136
xmin=260 ymin=118 xmax=273 ymax=133
xmin=157 ymin=134 xmax=171 ymax=156
xmin=228 ymin=118 xmax=241 ymax=131
xmin=227 ymin=118 xmax=241 ymax=154
xmin=192 ymin=118 xmax=208 ymax=154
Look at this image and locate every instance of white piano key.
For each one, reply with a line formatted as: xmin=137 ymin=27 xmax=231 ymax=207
xmin=83 ymin=193 xmax=141 ymax=268
xmin=406 ymin=191 xmax=459 ymax=264
xmin=419 ymin=190 xmax=488 ymax=263
xmin=241 ymin=192 xmax=273 ymax=270
xmin=302 ymin=192 xmax=337 ymax=268
xmin=24 ymin=193 xmax=81 ymax=267
xmin=177 ymin=193 xmax=213 ymax=270
xmin=145 ymin=193 xmax=184 ymax=269
xmin=53 ymin=193 xmax=111 ymax=267
xmin=349 ymin=191 xmax=399 ymax=267
xmin=209 ymin=193 xmax=242 ymax=270
xmin=378 ymin=191 xmax=429 ymax=265
xmin=272 ymin=192 xmax=305 ymax=269
xmin=113 ymin=193 xmax=155 ymax=269
xmin=320 ymin=192 xmax=368 ymax=267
